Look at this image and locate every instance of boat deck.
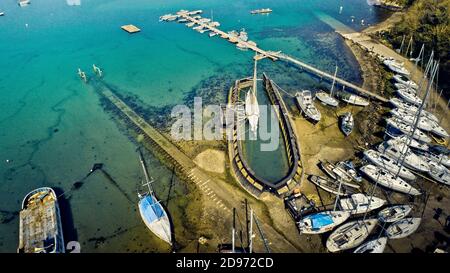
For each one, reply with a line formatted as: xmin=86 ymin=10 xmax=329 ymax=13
xmin=121 ymin=24 xmax=141 ymax=33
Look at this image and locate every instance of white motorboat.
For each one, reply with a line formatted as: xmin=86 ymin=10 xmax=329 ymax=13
xmin=326 ymin=219 xmax=378 ymax=252
xmin=298 ymin=210 xmax=351 ymax=234
xmin=363 ymin=149 xmax=416 ymax=181
xmin=378 ymin=205 xmax=412 ymax=223
xmin=378 ymin=144 xmax=430 ymax=172
xmin=386 ymin=118 xmax=432 ymax=143
xmin=339 ymin=193 xmax=386 ymax=215
xmin=360 ymin=164 xmax=421 ymax=196
xmin=385 ymin=218 xmax=421 ymax=239
xmin=393 ymin=74 xmax=418 ymax=89
xmin=295 ymin=90 xmax=321 ymax=123
xmin=354 ymin=237 xmax=388 ymax=253
xmin=339 ymin=112 xmax=354 ymax=137
xmin=209 ymin=32 xmax=218 ymax=37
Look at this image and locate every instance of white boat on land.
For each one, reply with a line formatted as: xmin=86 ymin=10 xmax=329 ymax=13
xmin=426 ymin=160 xmax=450 ymax=186
xmin=388 ymin=62 xmax=410 ymax=76
xmin=383 ymin=57 xmax=403 ymax=67
xmin=386 ymin=118 xmax=432 ymax=143
xmin=390 ymin=108 xmax=435 ymax=132
xmin=360 ymin=164 xmax=421 ymax=196
xmin=335 ymin=161 xmax=363 ymax=183
xmin=387 ymin=135 xmax=429 ymax=152
xmin=363 ymin=149 xmax=416 ymax=181
xmin=138 ymin=151 xmax=172 ymax=245
xmin=378 ymin=144 xmax=430 ymax=172
xmin=385 ymin=218 xmax=421 ymax=239
xmin=339 ymin=193 xmax=385 ymax=215
xmin=394 ymin=83 xmax=417 ymax=92
xmin=338 ymin=92 xmax=369 ymax=107
xmin=393 ymin=74 xmax=418 ymax=89
xmin=319 ymin=160 xmax=338 ymax=180
xmin=308 ymin=175 xmax=358 ymax=196
xmin=354 ymin=237 xmax=388 ymax=253
xmin=389 ymin=98 xmax=439 ymax=123
xmin=298 ymin=210 xmax=351 ymax=234
xmin=316 ymin=66 xmax=339 ymax=107
xmin=396 ymin=88 xmax=422 ymax=106
xmin=430 ymin=123 xmax=449 ymax=139
xmin=378 ymin=205 xmax=412 ymax=223
xmin=326 ymin=219 xmax=378 ymax=252
xmin=339 ymin=112 xmax=354 ymax=137
xmin=417 ymin=151 xmax=450 ymax=168
xmin=295 ymin=90 xmax=321 ymax=123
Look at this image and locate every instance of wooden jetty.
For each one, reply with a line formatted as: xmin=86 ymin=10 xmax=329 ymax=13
xmin=175 ymin=13 xmax=387 ymax=103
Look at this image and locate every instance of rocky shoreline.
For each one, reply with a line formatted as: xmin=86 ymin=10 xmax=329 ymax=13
xmin=371 ymin=0 xmax=406 ymax=11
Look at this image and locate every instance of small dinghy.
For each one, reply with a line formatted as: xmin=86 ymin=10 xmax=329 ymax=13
xmin=378 ymin=205 xmax=412 ymax=223
xmin=396 ymin=89 xmax=422 ymax=106
xmin=360 ymin=164 xmax=421 ymax=196
xmin=386 ymin=217 xmax=421 ymax=239
xmin=295 ymin=90 xmax=321 ymax=123
xmin=308 ymin=175 xmax=358 ymax=196
xmin=326 ymin=219 xmax=378 ymax=252
xmin=386 ymin=118 xmax=432 ymax=143
xmin=339 ymin=193 xmax=385 ymax=215
xmin=390 ymin=108 xmax=435 ymax=132
xmin=337 ymin=91 xmax=369 ymax=107
xmin=393 ymin=74 xmax=418 ymax=89
xmin=339 ymin=112 xmax=354 ymax=137
xmin=378 ymin=144 xmax=430 ymax=172
xmin=354 ymin=237 xmax=388 ymax=253
xmin=298 ymin=210 xmax=351 ymax=234
xmin=363 ymin=149 xmax=416 ymax=181
xmin=389 ymin=98 xmax=439 ymax=123
xmin=387 ymin=134 xmax=429 ymax=152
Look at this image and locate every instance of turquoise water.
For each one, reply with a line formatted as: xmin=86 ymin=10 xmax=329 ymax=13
xmin=0 ymin=0 xmax=391 ymax=252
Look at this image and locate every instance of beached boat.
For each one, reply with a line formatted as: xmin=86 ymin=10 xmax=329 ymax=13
xmin=319 ymin=160 xmax=338 ymax=180
xmin=387 ymin=135 xmax=429 ymax=152
xmin=298 ymin=210 xmax=351 ymax=234
xmin=378 ymin=205 xmax=412 ymax=223
xmin=378 ymin=144 xmax=430 ymax=172
xmin=336 ymin=160 xmax=363 ymax=183
xmin=18 ymin=187 xmax=65 ymax=253
xmin=396 ymin=88 xmax=422 ymax=106
xmin=416 ymin=151 xmax=450 ymax=168
xmin=308 ymin=175 xmax=358 ymax=196
xmin=390 ymin=108 xmax=435 ymax=132
xmin=388 ymin=62 xmax=410 ymax=76
xmin=295 ymin=90 xmax=321 ymax=123
xmin=138 ymin=152 xmax=172 ymax=245
xmin=385 ymin=218 xmax=421 ymax=239
xmin=382 ymin=57 xmax=403 ymax=67
xmin=363 ymin=149 xmax=416 ymax=181
xmin=354 ymin=237 xmax=388 ymax=253
xmin=393 ymin=74 xmax=418 ymax=89
xmin=339 ymin=112 xmax=354 ymax=137
xmin=389 ymin=98 xmax=439 ymax=123
xmin=318 ymin=161 xmax=359 ymax=188
xmin=250 ymin=8 xmax=272 ymax=14
xmin=426 ymin=160 xmax=450 ymax=186
xmin=337 ymin=91 xmax=369 ymax=107
xmin=430 ymin=123 xmax=449 ymax=139
xmin=339 ymin=193 xmax=385 ymax=215
xmin=316 ymin=66 xmax=339 ymax=107
xmin=394 ymin=83 xmax=417 ymax=92
xmin=326 ymin=219 xmax=378 ymax=252
xmin=386 ymin=118 xmax=432 ymax=143
xmin=360 ymin=164 xmax=421 ymax=195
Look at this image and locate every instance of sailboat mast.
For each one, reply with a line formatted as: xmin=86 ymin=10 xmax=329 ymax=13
xmin=330 ymin=65 xmax=338 ymax=96
xmin=249 ymin=209 xmax=253 ymax=253
xmin=138 ymin=149 xmax=154 ymax=195
xmin=232 ymin=208 xmax=236 ymax=253
xmin=253 ymin=55 xmax=258 ymax=95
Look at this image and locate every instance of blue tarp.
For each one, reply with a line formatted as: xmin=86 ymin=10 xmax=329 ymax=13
xmin=309 ymin=213 xmax=333 ymax=229
xmin=139 ymin=195 xmax=165 ymax=223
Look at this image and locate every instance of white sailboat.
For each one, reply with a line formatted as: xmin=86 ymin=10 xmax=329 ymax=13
xmin=378 ymin=143 xmax=430 ymax=172
xmin=396 ymin=88 xmax=422 ymax=106
xmin=353 ymin=237 xmax=387 ymax=253
xmin=315 ymin=66 xmax=339 ymax=107
xmin=363 ymin=149 xmax=416 ymax=181
xmin=339 ymin=193 xmax=385 ymax=215
xmin=390 ymin=108 xmax=435 ymax=132
xmin=378 ymin=205 xmax=412 ymax=223
xmin=245 ymin=56 xmax=260 ymax=136
xmin=385 ymin=218 xmax=421 ymax=239
xmin=393 ymin=74 xmax=418 ymax=89
xmin=389 ymin=98 xmax=439 ymax=123
xmin=388 ymin=62 xmax=410 ymax=76
xmin=386 ymin=117 xmax=432 ymax=143
xmin=426 ymin=160 xmax=450 ymax=186
xmin=326 ymin=219 xmax=378 ymax=252
xmin=360 ymin=164 xmax=421 ymax=196
xmin=387 ymin=135 xmax=429 ymax=152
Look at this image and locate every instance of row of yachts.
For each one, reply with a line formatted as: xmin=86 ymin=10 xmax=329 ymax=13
xmin=293 ymin=57 xmax=448 ymax=253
